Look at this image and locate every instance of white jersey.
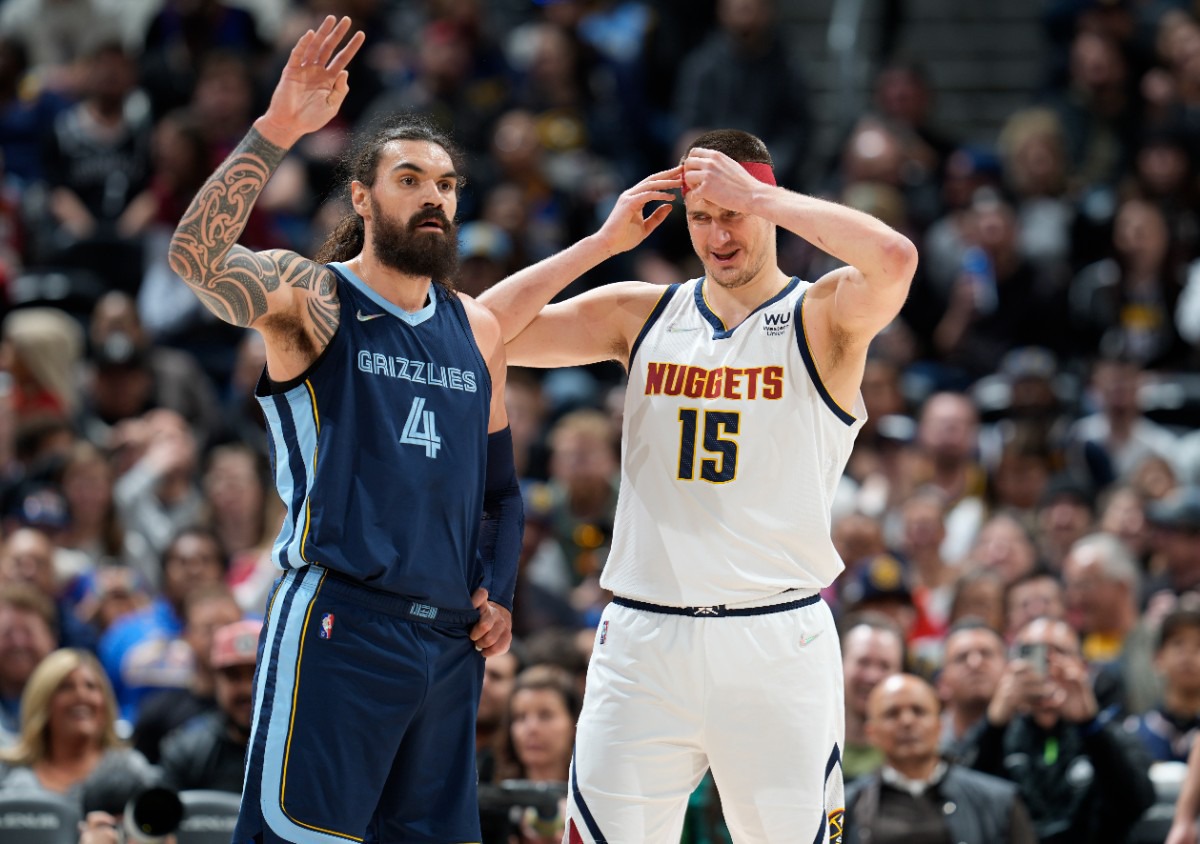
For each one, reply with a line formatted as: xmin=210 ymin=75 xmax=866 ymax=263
xmin=602 ymin=276 xmax=866 ymax=606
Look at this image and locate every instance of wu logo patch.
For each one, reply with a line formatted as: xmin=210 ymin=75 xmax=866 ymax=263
xmin=763 ymin=311 xmax=791 ymax=336
xmin=319 ymin=613 xmax=334 ymax=639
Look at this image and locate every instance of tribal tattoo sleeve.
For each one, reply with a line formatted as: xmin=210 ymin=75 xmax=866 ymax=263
xmin=168 ymin=128 xmax=338 ymax=342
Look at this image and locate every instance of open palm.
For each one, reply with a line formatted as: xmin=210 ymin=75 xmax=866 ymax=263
xmin=264 ymin=16 xmax=365 ymax=139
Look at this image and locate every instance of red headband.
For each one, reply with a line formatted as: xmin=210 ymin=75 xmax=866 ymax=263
xmin=681 ymin=161 xmax=776 ymax=196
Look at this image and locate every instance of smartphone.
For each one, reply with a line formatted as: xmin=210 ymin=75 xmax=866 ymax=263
xmin=1016 ymin=642 xmax=1048 ymax=677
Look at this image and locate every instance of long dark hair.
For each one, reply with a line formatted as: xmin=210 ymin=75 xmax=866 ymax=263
xmin=314 ymin=116 xmax=467 ymax=265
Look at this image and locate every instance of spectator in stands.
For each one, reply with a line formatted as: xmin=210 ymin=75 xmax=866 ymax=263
xmin=1035 ymin=475 xmax=1096 ymax=571
xmin=968 ymin=512 xmax=1040 ymax=586
xmin=0 ymin=583 xmax=57 ymax=745
xmin=40 ymin=40 xmax=153 ymax=289
xmin=97 ymin=525 xmax=226 ymax=722
xmin=0 ymin=649 xmax=156 ymax=806
xmin=82 ymin=292 xmax=223 ymax=453
xmin=131 ymin=583 xmax=241 ymax=764
xmin=111 ymin=409 xmax=205 ymax=565
xmin=1004 ymin=569 xmax=1065 ymax=641
xmin=996 ymin=108 xmax=1073 ymax=274
xmin=477 ymin=645 xmax=525 ymax=785
xmin=1096 ymin=483 xmax=1151 ymax=565
xmin=672 ymin=0 xmax=812 ymax=190
xmin=537 ymin=409 xmax=619 ymax=621
xmin=139 ymin=0 xmax=270 ymax=119
xmin=0 ymin=525 xmax=96 ymax=649
xmin=1070 ymin=197 xmax=1189 ymax=370
xmin=938 ymin=619 xmax=1007 ymax=765
xmin=931 ymin=191 xmax=1070 ymax=382
xmin=843 ymin=613 xmax=907 ymax=782
xmin=1 ymin=307 xmax=84 ymax=424
xmin=1125 ymin=603 xmax=1200 ymax=763
xmin=0 ymin=35 xmax=70 ymax=185
xmin=909 ymin=391 xmax=986 ymax=564
xmin=970 ymin=617 xmax=1156 ymax=843
xmin=159 ymin=618 xmax=261 ymax=792
xmin=846 ymin=673 xmax=1036 ymax=844
xmin=1062 ymin=532 xmax=1157 ymax=714
xmin=1143 ymin=485 xmax=1200 ymax=605
xmin=947 ymin=568 xmax=1008 ymax=635
xmin=1066 ymin=353 xmax=1177 ymax=485
xmin=57 ymin=441 xmax=155 ymax=581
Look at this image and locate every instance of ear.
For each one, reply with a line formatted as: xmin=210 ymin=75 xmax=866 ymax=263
xmin=350 ymin=181 xmax=371 ymax=220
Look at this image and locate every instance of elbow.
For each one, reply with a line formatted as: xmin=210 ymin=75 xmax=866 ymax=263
xmin=881 ymin=234 xmax=919 ymax=284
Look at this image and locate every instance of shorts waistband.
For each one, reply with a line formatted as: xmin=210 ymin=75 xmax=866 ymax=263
xmin=296 ymin=566 xmax=481 ymax=627
xmin=611 ymin=591 xmax=820 ymax=618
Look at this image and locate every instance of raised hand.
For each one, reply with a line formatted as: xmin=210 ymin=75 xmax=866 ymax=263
xmin=594 ymin=167 xmax=681 ymax=256
xmin=259 ymin=16 xmax=366 ymax=146
xmin=682 ymin=148 xmax=769 ymax=213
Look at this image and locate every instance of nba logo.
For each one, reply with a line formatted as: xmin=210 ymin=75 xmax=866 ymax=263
xmin=599 ymin=620 xmax=609 ymax=645
xmin=319 ymin=613 xmax=334 ymax=639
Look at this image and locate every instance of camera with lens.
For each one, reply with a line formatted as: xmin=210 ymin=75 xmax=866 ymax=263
xmin=82 ymin=773 xmax=183 ymax=843
xmin=478 ymin=780 xmax=567 ymax=844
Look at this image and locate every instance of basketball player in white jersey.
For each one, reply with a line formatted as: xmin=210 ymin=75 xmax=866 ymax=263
xmin=479 ymin=130 xmax=917 ymax=844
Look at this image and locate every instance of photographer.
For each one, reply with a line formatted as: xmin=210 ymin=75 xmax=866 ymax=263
xmin=967 ymin=617 xmax=1155 ymax=843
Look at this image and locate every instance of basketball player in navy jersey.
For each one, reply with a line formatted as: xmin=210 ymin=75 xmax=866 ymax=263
xmin=168 ymin=17 xmax=521 ymax=843
xmin=480 ymin=135 xmax=917 ymax=842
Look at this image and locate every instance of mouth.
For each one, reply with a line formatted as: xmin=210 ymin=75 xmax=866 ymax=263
xmin=711 ymin=248 xmax=740 ymax=265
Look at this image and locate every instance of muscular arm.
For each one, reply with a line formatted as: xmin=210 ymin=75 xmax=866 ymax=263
xmin=167 ymin=16 xmax=362 ymax=376
xmin=167 ymin=126 xmax=338 ymax=341
xmin=683 ymin=148 xmax=916 ymax=376
xmin=478 ymin=167 xmax=678 ymax=352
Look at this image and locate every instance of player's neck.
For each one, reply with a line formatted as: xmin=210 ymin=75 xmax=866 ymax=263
xmin=348 ymin=252 xmax=433 ymax=313
xmin=702 ymin=267 xmax=791 ymax=327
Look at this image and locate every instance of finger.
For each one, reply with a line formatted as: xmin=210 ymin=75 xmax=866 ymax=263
xmin=329 ymin=30 xmax=367 ymax=74
xmin=481 ymin=631 xmax=512 ymax=658
xmin=644 ymin=203 xmax=673 ymax=232
xmin=317 ymin=16 xmax=352 ymax=66
xmin=471 ymin=587 xmax=489 ymax=609
xmin=288 ymin=30 xmax=316 ymax=69
xmin=470 ymin=612 xmax=495 ymax=642
xmin=303 ymin=15 xmax=337 ymax=64
xmin=637 ymin=166 xmax=684 ymax=183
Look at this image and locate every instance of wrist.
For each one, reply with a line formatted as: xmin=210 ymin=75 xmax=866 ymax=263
xmin=253 ymin=116 xmax=302 ymax=150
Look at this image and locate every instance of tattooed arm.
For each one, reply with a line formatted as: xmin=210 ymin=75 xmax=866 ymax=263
xmin=168 ymin=16 xmax=363 ymax=377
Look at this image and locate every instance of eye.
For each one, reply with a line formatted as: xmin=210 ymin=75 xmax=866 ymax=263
xmin=400 ymin=175 xmax=416 ymax=186
xmin=438 ymin=180 xmax=455 ymax=192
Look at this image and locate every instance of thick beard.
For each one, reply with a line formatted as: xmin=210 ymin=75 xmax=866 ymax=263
xmin=370 ymin=200 xmax=460 ymax=286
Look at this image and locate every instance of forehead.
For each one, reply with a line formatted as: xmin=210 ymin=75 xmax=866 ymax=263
xmin=946 ymin=627 xmax=1002 ymax=655
xmin=376 ymin=140 xmax=455 ymax=175
xmin=873 ymin=676 xmax=936 ymax=710
xmin=1018 ymin=618 xmax=1077 ymax=649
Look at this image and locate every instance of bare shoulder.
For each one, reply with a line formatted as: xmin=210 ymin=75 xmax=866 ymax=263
xmin=459 ymin=292 xmax=503 ymax=353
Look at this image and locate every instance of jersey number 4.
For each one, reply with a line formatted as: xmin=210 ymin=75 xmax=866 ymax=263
xmin=677 ymin=409 xmax=739 ymax=483
xmin=401 ymin=396 xmax=442 ymax=458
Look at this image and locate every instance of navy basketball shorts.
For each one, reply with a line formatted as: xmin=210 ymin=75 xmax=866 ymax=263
xmin=233 ymin=565 xmax=484 ymax=844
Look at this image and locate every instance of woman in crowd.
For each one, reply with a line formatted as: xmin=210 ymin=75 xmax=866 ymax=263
xmin=0 ymin=649 xmax=156 ymax=805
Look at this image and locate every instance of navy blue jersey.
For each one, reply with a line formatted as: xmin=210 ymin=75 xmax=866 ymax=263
xmin=255 ymin=262 xmax=490 ymax=612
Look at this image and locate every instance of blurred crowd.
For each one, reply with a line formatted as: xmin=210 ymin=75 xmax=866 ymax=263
xmin=0 ymin=0 xmax=1197 ymax=842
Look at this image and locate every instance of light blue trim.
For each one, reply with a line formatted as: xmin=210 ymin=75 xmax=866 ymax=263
xmin=283 ymin=387 xmax=320 ymax=564
xmin=260 ymin=398 xmax=300 ymax=568
xmin=245 ymin=569 xmax=298 ymax=786
xmin=259 ymin=572 xmax=351 ymax=844
xmin=330 ymin=261 xmax=437 ymax=326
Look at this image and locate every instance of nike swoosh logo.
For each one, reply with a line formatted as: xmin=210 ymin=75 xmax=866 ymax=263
xmin=357 ymin=309 xmax=385 ymax=322
xmin=800 ymin=633 xmax=822 ymax=647
xmin=666 ymin=325 xmax=700 ymax=333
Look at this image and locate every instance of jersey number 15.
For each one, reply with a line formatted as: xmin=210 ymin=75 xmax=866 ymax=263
xmin=677 ymin=409 xmax=739 ymax=483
